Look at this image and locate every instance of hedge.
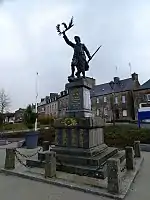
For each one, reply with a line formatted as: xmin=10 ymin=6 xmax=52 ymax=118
xmin=104 ymin=125 xmax=150 ymax=148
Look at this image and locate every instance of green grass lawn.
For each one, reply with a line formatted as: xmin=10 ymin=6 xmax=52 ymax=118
xmin=2 ymin=123 xmax=27 ymax=131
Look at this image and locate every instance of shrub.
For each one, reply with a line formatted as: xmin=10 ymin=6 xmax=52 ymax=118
xmin=24 ymin=105 xmax=37 ymax=129
xmin=104 ymin=125 xmax=150 ymax=148
xmin=38 ymin=115 xmax=55 ymax=126
xmin=38 ymin=126 xmax=55 ymax=145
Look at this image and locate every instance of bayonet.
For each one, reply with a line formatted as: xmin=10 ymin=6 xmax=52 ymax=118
xmin=88 ymin=45 xmax=102 ymax=63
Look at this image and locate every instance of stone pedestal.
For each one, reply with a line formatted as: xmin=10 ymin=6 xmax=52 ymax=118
xmin=125 ymin=146 xmax=134 ymax=170
xmin=54 ymin=117 xmax=106 ymax=150
xmin=65 ymin=78 xmax=92 ymax=117
xmin=52 ymin=78 xmax=118 ymax=178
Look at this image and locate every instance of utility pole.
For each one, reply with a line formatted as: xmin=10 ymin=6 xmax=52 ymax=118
xmin=35 ymin=72 xmax=38 ymax=131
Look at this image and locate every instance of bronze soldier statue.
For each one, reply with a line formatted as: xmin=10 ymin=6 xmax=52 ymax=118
xmin=56 ymin=17 xmax=101 ymax=82
xmin=62 ymin=31 xmax=91 ymax=80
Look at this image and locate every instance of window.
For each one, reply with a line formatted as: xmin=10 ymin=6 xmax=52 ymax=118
xmin=96 ymin=109 xmax=100 ymax=116
xmin=147 ymin=94 xmax=150 ymax=101
xmin=46 ymin=106 xmax=49 ymax=115
xmin=122 ymin=96 xmax=126 ymax=103
xmin=104 ymin=96 xmax=107 ymax=102
xmin=123 ymin=110 xmax=127 ymax=117
xmin=115 ymin=97 xmax=118 ymax=104
xmin=104 ymin=108 xmax=107 ymax=115
xmin=96 ymin=98 xmax=99 ymax=103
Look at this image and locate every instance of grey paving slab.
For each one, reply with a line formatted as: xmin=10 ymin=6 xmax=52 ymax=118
xmin=125 ymin=152 xmax=150 ymax=200
xmin=0 ymin=147 xmax=149 ymax=200
xmin=0 ymin=173 xmax=108 ymax=200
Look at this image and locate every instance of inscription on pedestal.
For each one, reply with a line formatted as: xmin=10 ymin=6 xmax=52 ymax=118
xmin=79 ymin=129 xmax=84 ymax=147
xmin=71 ymin=129 xmax=77 ymax=147
xmin=69 ymin=88 xmax=81 ymax=110
xmin=62 ymin=129 xmax=67 ymax=146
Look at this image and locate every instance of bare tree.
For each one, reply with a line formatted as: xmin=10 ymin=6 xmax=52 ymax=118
xmin=0 ymin=89 xmax=10 ymax=114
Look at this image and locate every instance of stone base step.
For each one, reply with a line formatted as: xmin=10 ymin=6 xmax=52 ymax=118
xmin=38 ymin=147 xmax=118 ymax=167
xmin=111 ymin=150 xmax=125 ymax=163
xmin=26 ymin=158 xmax=107 ymax=179
xmin=52 ymin=144 xmax=108 ymax=157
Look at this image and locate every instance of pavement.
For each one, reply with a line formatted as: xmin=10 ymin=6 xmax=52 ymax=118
xmin=0 ymin=146 xmax=149 ymax=199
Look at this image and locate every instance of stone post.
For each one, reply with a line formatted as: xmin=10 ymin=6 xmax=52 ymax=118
xmin=125 ymin=146 xmax=134 ymax=170
xmin=107 ymin=158 xmax=121 ymax=194
xmin=44 ymin=151 xmax=56 ymax=178
xmin=42 ymin=141 xmax=49 ymax=151
xmin=134 ymin=141 xmax=141 ymax=158
xmin=5 ymin=148 xmax=16 ymax=169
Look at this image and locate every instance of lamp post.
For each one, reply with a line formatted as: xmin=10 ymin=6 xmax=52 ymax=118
xmin=109 ymin=81 xmax=115 ymax=126
xmin=35 ymin=72 xmax=38 ymax=131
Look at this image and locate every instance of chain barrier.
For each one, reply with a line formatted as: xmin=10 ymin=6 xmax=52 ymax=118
xmin=14 ymin=147 xmax=42 ymax=168
xmin=15 ymin=152 xmax=30 ymax=168
xmin=15 ymin=147 xmax=42 ymax=158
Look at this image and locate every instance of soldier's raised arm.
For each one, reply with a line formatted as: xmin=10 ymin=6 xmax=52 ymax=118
xmin=63 ymin=32 xmax=75 ymax=48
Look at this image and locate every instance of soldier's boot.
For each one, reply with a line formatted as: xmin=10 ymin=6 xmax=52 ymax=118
xmin=82 ymin=71 xmax=85 ymax=79
xmin=75 ymin=71 xmax=81 ymax=78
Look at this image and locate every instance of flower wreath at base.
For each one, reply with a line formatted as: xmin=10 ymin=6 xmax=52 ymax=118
xmin=61 ymin=118 xmax=77 ymax=126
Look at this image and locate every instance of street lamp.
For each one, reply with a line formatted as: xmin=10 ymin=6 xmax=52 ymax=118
xmin=109 ymin=81 xmax=115 ymax=125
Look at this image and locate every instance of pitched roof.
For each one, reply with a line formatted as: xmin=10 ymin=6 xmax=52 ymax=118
xmin=91 ymin=78 xmax=135 ymax=97
xmin=140 ymin=79 xmax=150 ymax=90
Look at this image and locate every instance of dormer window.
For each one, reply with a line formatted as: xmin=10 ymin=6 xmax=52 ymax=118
xmin=147 ymin=94 xmax=150 ymax=101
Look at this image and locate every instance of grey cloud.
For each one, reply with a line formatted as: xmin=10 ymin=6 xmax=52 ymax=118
xmin=0 ymin=0 xmax=150 ymax=111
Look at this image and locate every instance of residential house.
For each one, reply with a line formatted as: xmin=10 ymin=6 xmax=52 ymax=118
xmin=14 ymin=108 xmax=25 ymax=122
xmin=37 ymin=93 xmax=58 ymax=117
xmin=134 ymin=79 xmax=150 ymax=119
xmin=58 ymin=90 xmax=69 ymax=117
xmin=37 ymin=98 xmax=47 ymax=116
xmin=91 ymin=73 xmax=140 ymax=121
xmin=4 ymin=113 xmax=15 ymax=123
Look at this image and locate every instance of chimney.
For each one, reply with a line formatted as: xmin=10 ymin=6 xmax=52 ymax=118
xmin=114 ymin=77 xmax=120 ymax=84
xmin=131 ymin=72 xmax=138 ymax=81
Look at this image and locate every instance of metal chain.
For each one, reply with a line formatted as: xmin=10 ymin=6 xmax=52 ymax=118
xmin=15 ymin=152 xmax=31 ymax=168
xmin=15 ymin=147 xmax=42 ymax=158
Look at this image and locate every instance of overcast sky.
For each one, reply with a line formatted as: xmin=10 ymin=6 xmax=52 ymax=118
xmin=0 ymin=0 xmax=150 ymax=111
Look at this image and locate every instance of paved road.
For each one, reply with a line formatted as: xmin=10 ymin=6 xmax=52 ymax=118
xmin=0 ymin=149 xmax=149 ymax=200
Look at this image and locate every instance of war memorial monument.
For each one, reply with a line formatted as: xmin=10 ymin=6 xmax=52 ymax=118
xmin=3 ymin=17 xmax=144 ymax=200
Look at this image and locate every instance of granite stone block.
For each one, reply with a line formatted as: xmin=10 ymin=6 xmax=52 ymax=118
xmin=125 ymin=146 xmax=134 ymax=170
xmin=45 ymin=151 xmax=56 ymax=178
xmin=134 ymin=141 xmax=141 ymax=158
xmin=5 ymin=148 xmax=16 ymax=170
xmin=107 ymin=158 xmax=121 ymax=194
